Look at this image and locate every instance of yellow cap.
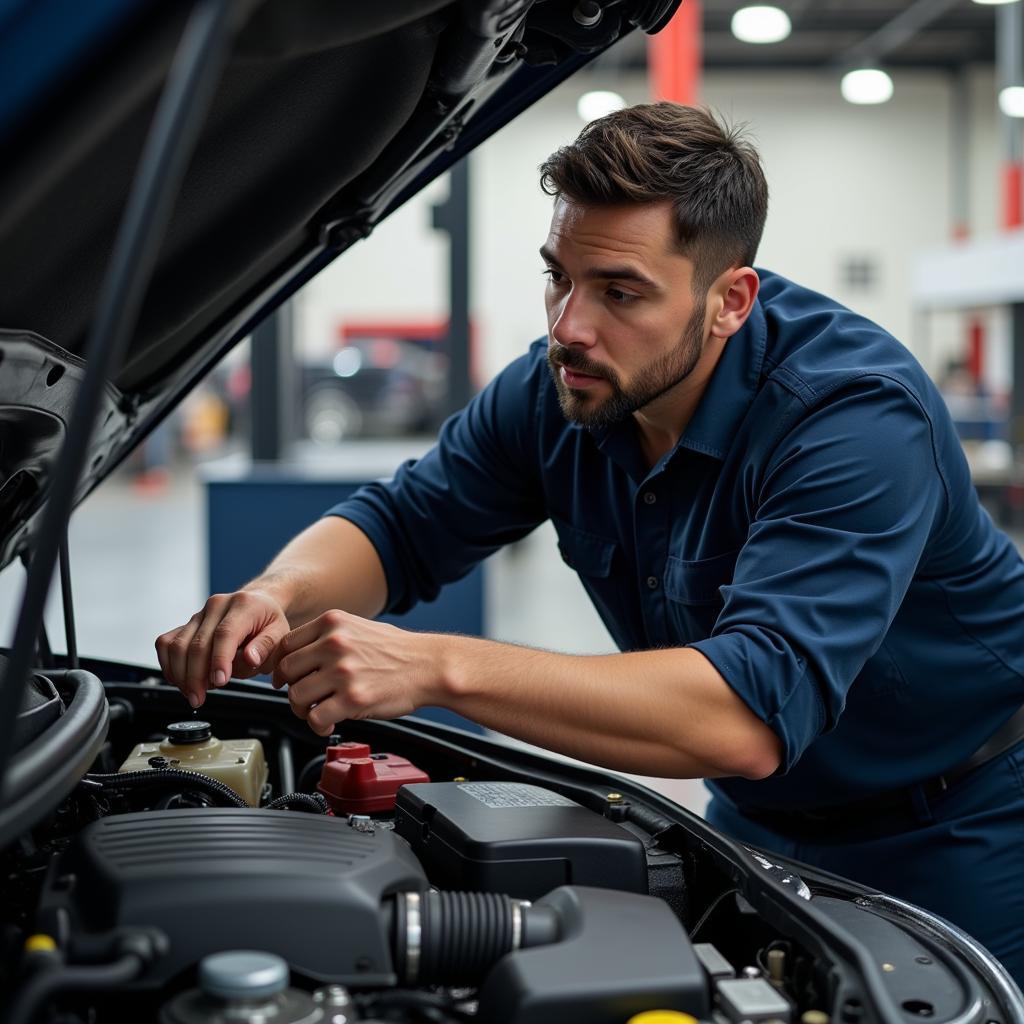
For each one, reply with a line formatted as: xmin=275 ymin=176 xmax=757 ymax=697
xmin=627 ymin=1013 xmax=699 ymax=1024
xmin=801 ymin=1013 xmax=830 ymax=1024
xmin=24 ymin=934 xmax=57 ymax=954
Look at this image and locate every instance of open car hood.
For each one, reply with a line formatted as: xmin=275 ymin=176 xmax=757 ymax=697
xmin=0 ymin=0 xmax=678 ymax=571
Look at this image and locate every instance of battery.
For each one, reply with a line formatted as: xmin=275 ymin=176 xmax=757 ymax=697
xmin=394 ymin=781 xmax=647 ymax=900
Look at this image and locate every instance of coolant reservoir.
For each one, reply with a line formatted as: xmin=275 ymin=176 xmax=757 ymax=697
xmin=118 ymin=721 xmax=268 ymax=807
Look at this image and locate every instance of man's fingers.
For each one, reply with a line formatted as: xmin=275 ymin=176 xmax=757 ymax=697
xmin=272 ymin=609 xmax=351 ymax=687
xmin=209 ymin=609 xmax=277 ymax=686
xmin=154 ymin=632 xmax=171 ymax=682
xmin=161 ymin=615 xmax=202 ymax=703
xmin=307 ymin=696 xmax=346 ymax=737
xmin=248 ymin=632 xmax=284 ymax=674
xmin=184 ymin=597 xmax=234 ymax=704
xmin=279 ymin=609 xmax=349 ymax=656
xmin=273 ymin=641 xmax=330 ymax=690
xmin=287 ymin=675 xmax=335 ymax=720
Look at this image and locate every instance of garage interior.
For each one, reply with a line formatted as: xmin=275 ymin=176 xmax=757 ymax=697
xmin=1 ymin=0 xmax=1022 ymax=820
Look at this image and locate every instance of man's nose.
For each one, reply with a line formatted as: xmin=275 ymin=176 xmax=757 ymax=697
xmin=550 ymin=290 xmax=597 ymax=349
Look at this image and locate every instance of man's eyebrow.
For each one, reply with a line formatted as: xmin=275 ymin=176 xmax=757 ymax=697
xmin=538 ymin=246 xmax=658 ymax=289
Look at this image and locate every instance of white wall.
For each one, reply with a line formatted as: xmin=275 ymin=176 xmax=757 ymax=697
xmin=297 ymin=63 xmax=1006 ymax=385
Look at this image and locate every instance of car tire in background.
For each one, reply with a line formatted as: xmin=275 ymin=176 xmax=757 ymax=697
xmin=304 ymin=384 xmax=364 ymax=444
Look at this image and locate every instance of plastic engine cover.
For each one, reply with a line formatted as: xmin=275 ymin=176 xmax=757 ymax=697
xmin=478 ymin=885 xmax=709 ymax=1023
xmin=394 ymin=781 xmax=647 ymax=899
xmin=38 ymin=808 xmax=426 ymax=987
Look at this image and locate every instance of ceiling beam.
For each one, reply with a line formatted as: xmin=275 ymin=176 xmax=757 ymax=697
xmin=836 ymin=0 xmax=964 ymax=66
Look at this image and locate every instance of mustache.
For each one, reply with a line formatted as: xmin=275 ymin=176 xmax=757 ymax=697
xmin=547 ymin=345 xmax=610 ymax=380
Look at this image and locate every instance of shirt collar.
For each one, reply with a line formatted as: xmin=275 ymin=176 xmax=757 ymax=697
xmin=678 ymin=297 xmax=766 ymax=460
xmin=591 ymin=297 xmax=767 ymax=472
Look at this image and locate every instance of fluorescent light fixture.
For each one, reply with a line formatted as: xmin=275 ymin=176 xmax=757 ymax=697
xmin=971 ymin=0 xmax=1020 ymax=6
xmin=731 ymin=6 xmax=792 ymax=44
xmin=332 ymin=348 xmax=362 ymax=378
xmin=999 ymin=86 xmax=1024 ymax=117
xmin=841 ymin=68 xmax=894 ymax=105
xmin=577 ymin=90 xmax=626 ymax=123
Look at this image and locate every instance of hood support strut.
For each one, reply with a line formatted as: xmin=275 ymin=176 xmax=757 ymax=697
xmin=0 ymin=0 xmax=244 ymax=788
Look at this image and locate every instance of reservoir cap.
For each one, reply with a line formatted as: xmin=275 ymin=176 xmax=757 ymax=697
xmin=199 ymin=950 xmax=288 ymax=1000
xmin=167 ymin=720 xmax=212 ymax=744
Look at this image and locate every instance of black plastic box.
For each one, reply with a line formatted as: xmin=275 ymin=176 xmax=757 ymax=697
xmin=394 ymin=781 xmax=647 ymax=899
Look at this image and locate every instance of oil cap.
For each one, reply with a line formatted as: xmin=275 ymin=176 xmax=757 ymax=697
xmin=199 ymin=950 xmax=288 ymax=1000
xmin=166 ymin=720 xmax=212 ymax=744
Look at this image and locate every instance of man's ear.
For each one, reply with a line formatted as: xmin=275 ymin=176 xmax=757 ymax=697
xmin=709 ymin=267 xmax=759 ymax=340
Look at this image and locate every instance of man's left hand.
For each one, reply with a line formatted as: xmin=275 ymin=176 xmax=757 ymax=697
xmin=271 ymin=609 xmax=444 ymax=736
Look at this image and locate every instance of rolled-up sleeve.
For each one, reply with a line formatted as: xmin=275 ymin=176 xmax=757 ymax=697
xmin=323 ymin=349 xmax=549 ymax=614
xmin=690 ymin=374 xmax=949 ymax=773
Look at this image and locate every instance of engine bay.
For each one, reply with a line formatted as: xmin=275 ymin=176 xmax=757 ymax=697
xmin=0 ymin=664 xmax=1015 ymax=1024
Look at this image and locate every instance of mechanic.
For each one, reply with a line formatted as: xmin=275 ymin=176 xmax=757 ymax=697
xmin=157 ymin=103 xmax=1024 ymax=980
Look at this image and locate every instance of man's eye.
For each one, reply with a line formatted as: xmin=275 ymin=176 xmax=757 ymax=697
xmin=542 ymin=268 xmax=565 ymax=285
xmin=607 ymin=287 xmax=637 ymax=304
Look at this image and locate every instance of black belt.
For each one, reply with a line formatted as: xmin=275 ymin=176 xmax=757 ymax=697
xmin=738 ymin=704 xmax=1024 ymax=835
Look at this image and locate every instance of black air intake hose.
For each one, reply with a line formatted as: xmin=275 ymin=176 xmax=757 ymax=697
xmin=387 ymin=891 xmax=560 ymax=986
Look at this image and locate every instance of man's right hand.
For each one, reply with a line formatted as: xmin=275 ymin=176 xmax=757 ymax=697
xmin=155 ymin=590 xmax=291 ymax=708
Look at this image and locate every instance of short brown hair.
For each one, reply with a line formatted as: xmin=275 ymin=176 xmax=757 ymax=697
xmin=539 ymin=102 xmax=768 ymax=293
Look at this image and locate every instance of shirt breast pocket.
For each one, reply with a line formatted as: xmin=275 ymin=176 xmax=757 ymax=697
xmin=553 ymin=517 xmax=617 ymax=578
xmin=664 ymin=548 xmax=740 ymax=642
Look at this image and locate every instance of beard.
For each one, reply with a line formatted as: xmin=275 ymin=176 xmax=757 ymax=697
xmin=547 ymin=299 xmax=707 ymax=429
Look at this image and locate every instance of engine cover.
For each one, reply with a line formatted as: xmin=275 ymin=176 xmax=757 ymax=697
xmin=39 ymin=809 xmax=426 ymax=987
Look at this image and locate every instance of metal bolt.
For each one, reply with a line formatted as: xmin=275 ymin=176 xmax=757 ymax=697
xmin=454 ymin=776 xmax=468 ymax=783
xmin=606 ymin=792 xmax=623 ymax=802
xmin=882 ymin=963 xmax=895 ymax=972
xmin=573 ymin=0 xmax=603 ymax=27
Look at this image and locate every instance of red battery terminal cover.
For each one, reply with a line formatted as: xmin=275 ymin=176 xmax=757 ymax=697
xmin=317 ymin=741 xmax=430 ymax=815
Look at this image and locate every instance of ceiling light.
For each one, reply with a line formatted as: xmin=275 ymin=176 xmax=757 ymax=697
xmin=576 ymin=90 xmax=626 ymax=123
xmin=840 ymin=68 xmax=894 ymax=105
xmin=731 ymin=6 xmax=792 ymax=45
xmin=999 ymin=86 xmax=1024 ymax=117
xmin=971 ymin=0 xmax=1020 ymax=6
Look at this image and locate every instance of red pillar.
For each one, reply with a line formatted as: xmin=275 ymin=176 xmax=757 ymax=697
xmin=647 ymin=0 xmax=702 ymax=105
xmin=1002 ymin=161 xmax=1024 ymax=231
xmin=968 ymin=317 xmax=985 ymax=385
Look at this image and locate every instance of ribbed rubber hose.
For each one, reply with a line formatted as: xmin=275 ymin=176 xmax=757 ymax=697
xmin=389 ymin=891 xmax=560 ymax=987
xmin=421 ymin=891 xmax=515 ymax=985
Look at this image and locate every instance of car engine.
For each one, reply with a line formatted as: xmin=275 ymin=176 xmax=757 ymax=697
xmin=1 ymin=668 xmax=1014 ymax=1024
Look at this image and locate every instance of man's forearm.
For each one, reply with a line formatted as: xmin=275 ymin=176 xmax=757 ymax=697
xmin=243 ymin=516 xmax=388 ymax=627
xmin=432 ymin=636 xmax=781 ymax=780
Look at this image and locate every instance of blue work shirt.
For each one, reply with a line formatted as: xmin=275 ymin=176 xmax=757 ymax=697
xmin=326 ymin=270 xmax=1024 ymax=813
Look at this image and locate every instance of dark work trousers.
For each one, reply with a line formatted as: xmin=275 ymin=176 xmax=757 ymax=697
xmin=706 ymin=741 xmax=1024 ymax=987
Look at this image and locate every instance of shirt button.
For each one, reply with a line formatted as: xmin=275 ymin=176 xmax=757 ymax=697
xmin=643 ymin=491 xmax=657 ymax=505
xmin=646 ymin=576 xmax=659 ymax=590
